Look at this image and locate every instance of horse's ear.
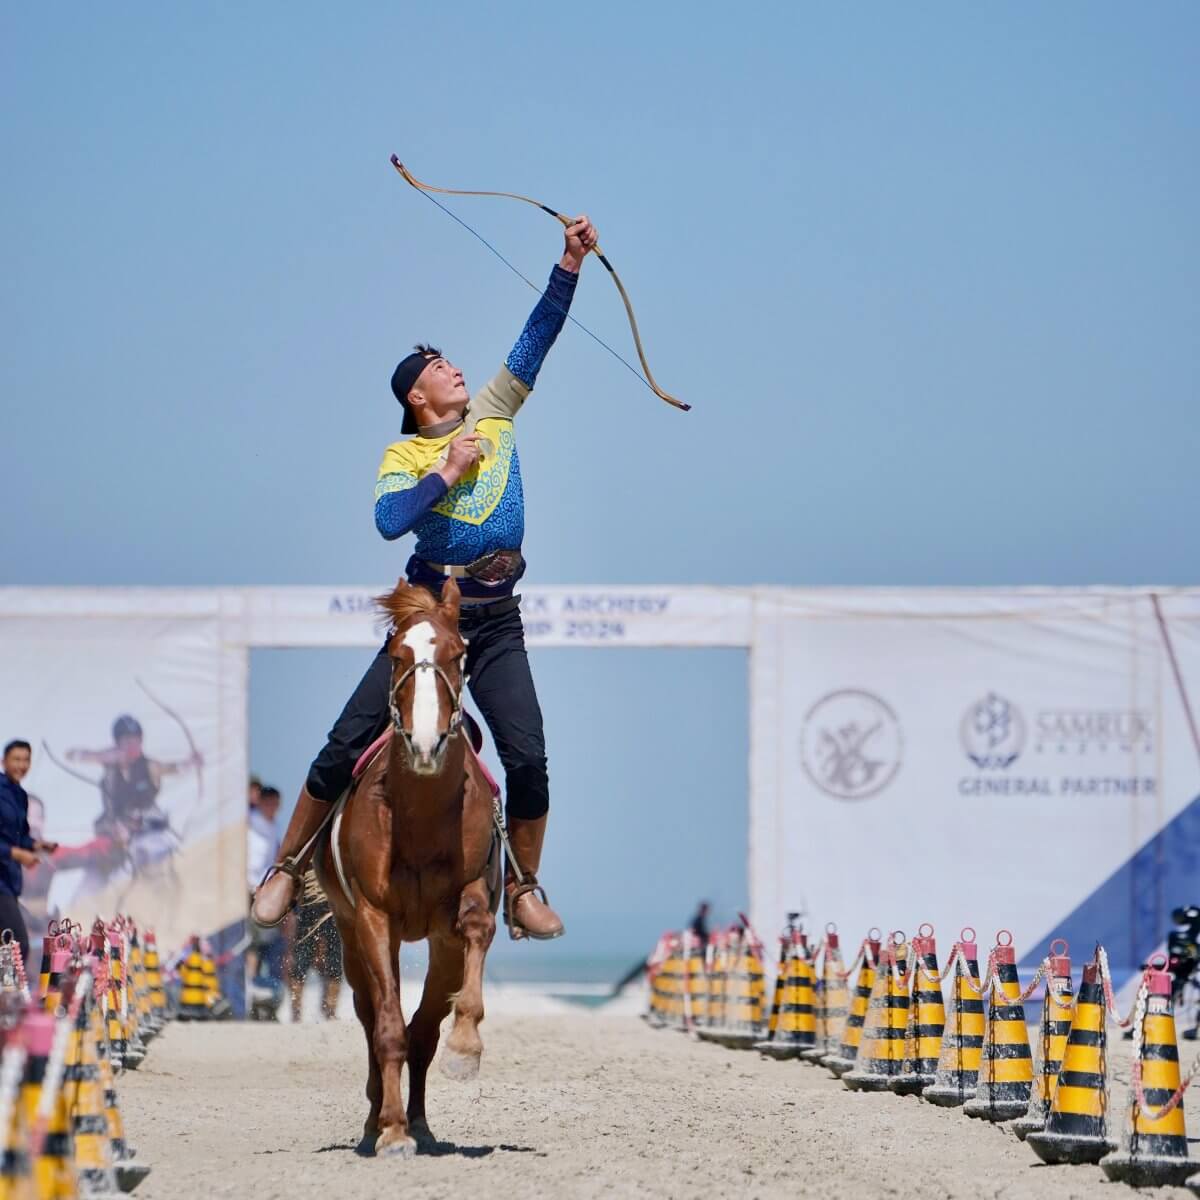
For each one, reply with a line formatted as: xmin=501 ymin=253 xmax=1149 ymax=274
xmin=441 ymin=577 xmax=461 ymax=622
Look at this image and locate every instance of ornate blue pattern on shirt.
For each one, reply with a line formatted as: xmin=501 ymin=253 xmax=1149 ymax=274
xmin=373 ymin=265 xmax=577 ymax=594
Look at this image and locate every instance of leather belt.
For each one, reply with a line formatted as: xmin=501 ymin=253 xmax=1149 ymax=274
xmin=422 ymin=549 xmax=524 ymax=585
xmin=458 ymin=595 xmax=520 ymax=623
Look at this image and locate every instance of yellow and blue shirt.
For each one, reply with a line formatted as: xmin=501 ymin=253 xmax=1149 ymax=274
xmin=374 ymin=265 xmax=578 ymax=598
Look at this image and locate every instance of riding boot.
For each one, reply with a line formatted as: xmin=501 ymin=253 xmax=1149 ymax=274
xmin=251 ymin=788 xmax=331 ymax=928
xmin=504 ymin=814 xmax=564 ymax=941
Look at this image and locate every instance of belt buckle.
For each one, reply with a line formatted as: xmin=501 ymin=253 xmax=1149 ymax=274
xmin=466 ymin=550 xmax=523 ymax=585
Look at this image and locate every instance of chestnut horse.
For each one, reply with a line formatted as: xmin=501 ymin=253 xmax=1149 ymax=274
xmin=314 ymin=577 xmax=498 ymax=1157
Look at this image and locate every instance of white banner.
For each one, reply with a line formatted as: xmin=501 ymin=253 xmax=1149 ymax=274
xmin=6 ymin=584 xmax=1197 ymax=979
xmin=749 ymin=589 xmax=1200 ymax=974
xmin=0 ymin=608 xmax=246 ymax=954
xmin=227 ymin=585 xmax=753 ymax=648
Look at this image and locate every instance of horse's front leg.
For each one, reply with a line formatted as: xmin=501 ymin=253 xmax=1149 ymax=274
xmin=336 ymin=918 xmax=380 ymax=1153
xmin=440 ymin=878 xmax=496 ymax=1081
xmin=355 ymin=899 xmax=413 ymax=1158
xmin=405 ymin=935 xmax=464 ymax=1142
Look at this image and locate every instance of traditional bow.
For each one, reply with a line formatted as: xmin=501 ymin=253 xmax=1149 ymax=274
xmin=135 ymin=677 xmax=205 ymax=810
xmin=390 ymin=156 xmax=690 ymax=413
xmin=39 ymin=739 xmax=100 ymax=789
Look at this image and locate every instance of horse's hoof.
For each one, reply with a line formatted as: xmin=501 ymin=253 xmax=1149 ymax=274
xmin=439 ymin=1046 xmax=481 ymax=1082
xmin=408 ymin=1118 xmax=435 ymax=1146
xmin=375 ymin=1129 xmax=417 ymax=1159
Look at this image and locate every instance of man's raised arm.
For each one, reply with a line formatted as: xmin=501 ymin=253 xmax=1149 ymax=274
xmin=473 ymin=216 xmax=598 ymax=421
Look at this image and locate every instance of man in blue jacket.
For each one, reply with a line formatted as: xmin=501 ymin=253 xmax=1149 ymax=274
xmin=0 ymin=740 xmax=58 ymax=964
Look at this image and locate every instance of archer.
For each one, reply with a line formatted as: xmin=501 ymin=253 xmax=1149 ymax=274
xmin=64 ymin=713 xmax=202 ymax=851
xmin=254 ymin=214 xmax=602 ymax=941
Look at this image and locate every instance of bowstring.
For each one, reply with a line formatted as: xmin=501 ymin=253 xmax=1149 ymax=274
xmin=404 ymin=185 xmax=654 ymax=394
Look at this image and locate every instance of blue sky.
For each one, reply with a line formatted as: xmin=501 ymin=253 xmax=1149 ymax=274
xmin=4 ymin=3 xmax=1197 ymax=967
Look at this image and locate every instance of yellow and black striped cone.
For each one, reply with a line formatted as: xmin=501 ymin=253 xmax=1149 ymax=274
xmin=642 ymin=934 xmax=670 ymax=1027
xmin=826 ymin=930 xmax=881 ymax=1078
xmin=37 ymin=923 xmax=61 ymax=1001
xmin=711 ymin=927 xmax=766 ymax=1048
xmin=0 ymin=1023 xmax=35 ymax=1200
xmin=61 ymin=985 xmax=119 ymax=1196
xmin=891 ymin=923 xmax=944 ymax=1096
xmin=107 ymin=931 xmax=143 ymax=1072
xmin=803 ymin=924 xmax=849 ymax=1064
xmin=124 ymin=930 xmax=153 ymax=1046
xmin=924 ymin=929 xmax=984 ymax=1107
xmin=1014 ymin=939 xmax=1075 ymax=1140
xmin=703 ymin=932 xmax=729 ymax=1034
xmin=757 ymin=924 xmax=816 ymax=1059
xmin=965 ymin=930 xmax=1033 ymax=1122
xmin=761 ymin=923 xmax=792 ymax=1044
xmin=27 ymin=1006 xmax=78 ymax=1200
xmin=141 ymin=933 xmax=167 ymax=1032
xmin=176 ymin=940 xmax=209 ymax=1023
xmin=198 ymin=943 xmax=231 ymax=1021
xmin=92 ymin=1001 xmax=148 ymax=1193
xmin=681 ymin=929 xmax=708 ymax=1031
xmin=844 ymin=932 xmax=910 ymax=1091
xmin=1027 ymin=958 xmax=1117 ymax=1164
xmin=660 ymin=936 xmax=687 ymax=1031
xmin=42 ymin=946 xmax=72 ymax=1018
xmin=1101 ymin=956 xmax=1196 ymax=1187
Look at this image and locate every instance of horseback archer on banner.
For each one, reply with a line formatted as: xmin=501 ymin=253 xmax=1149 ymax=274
xmin=42 ymin=682 xmax=203 ymax=902
xmin=254 ymin=157 xmax=688 ymax=943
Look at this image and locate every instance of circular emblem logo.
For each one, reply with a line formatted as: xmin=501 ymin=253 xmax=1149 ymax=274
xmin=961 ymin=693 xmax=1026 ymax=769
xmin=800 ymin=689 xmax=903 ymax=801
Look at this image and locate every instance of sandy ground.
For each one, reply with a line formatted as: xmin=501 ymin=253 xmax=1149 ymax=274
xmin=117 ymin=1005 xmax=1200 ymax=1200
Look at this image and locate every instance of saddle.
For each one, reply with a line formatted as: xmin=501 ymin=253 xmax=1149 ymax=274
xmin=333 ymin=712 xmax=504 ymax=914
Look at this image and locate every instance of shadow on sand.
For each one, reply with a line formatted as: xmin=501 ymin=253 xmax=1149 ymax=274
xmin=314 ymin=1134 xmax=539 ymax=1159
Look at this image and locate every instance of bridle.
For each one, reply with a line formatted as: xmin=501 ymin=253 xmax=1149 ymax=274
xmin=388 ymin=655 xmax=464 ymax=764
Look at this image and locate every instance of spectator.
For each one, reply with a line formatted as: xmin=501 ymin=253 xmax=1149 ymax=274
xmin=21 ymin=793 xmax=56 ymax=955
xmin=247 ymin=784 xmax=281 ymax=894
xmin=0 ymin=740 xmax=58 ymax=964
xmin=247 ymin=783 xmax=285 ymax=1016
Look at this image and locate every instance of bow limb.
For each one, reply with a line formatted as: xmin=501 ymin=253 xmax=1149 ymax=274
xmin=391 ymin=157 xmax=565 ymax=221
xmin=134 ymin=677 xmax=205 ymax=804
xmin=390 ymin=156 xmax=690 ymax=413
xmin=39 ymin=740 xmax=101 ymax=790
xmin=589 ymin=251 xmax=688 ymax=411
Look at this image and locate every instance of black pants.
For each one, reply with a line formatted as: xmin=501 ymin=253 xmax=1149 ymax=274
xmin=0 ymin=892 xmax=29 ymax=968
xmin=306 ymin=600 xmax=549 ymax=820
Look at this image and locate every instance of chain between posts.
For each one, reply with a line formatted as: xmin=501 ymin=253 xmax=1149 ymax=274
xmin=1097 ymin=944 xmax=1140 ymax=1029
xmin=1127 ymin=968 xmax=1200 ymax=1123
xmin=834 ymin=937 xmax=876 ymax=982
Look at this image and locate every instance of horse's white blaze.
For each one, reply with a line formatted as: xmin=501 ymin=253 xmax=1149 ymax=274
xmin=402 ymin=621 xmax=440 ymax=759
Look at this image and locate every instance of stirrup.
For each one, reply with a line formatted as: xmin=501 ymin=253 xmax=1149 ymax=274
xmin=504 ymin=874 xmax=557 ymax=941
xmin=253 ymin=857 xmax=305 ymax=923
xmin=259 ymin=855 xmax=305 ymax=889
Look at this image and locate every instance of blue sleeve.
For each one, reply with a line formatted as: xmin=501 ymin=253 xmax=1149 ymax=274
xmin=505 ymin=265 xmax=579 ymax=388
xmin=374 ymin=473 xmax=448 ymax=541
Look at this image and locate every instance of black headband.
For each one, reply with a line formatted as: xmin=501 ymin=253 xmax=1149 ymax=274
xmin=390 ymin=352 xmax=438 ymax=434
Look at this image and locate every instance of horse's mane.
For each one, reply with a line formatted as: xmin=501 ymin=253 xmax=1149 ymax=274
xmin=375 ymin=580 xmax=440 ymax=629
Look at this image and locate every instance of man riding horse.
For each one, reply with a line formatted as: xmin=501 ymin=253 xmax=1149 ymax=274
xmin=252 ymin=214 xmax=602 ymax=941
